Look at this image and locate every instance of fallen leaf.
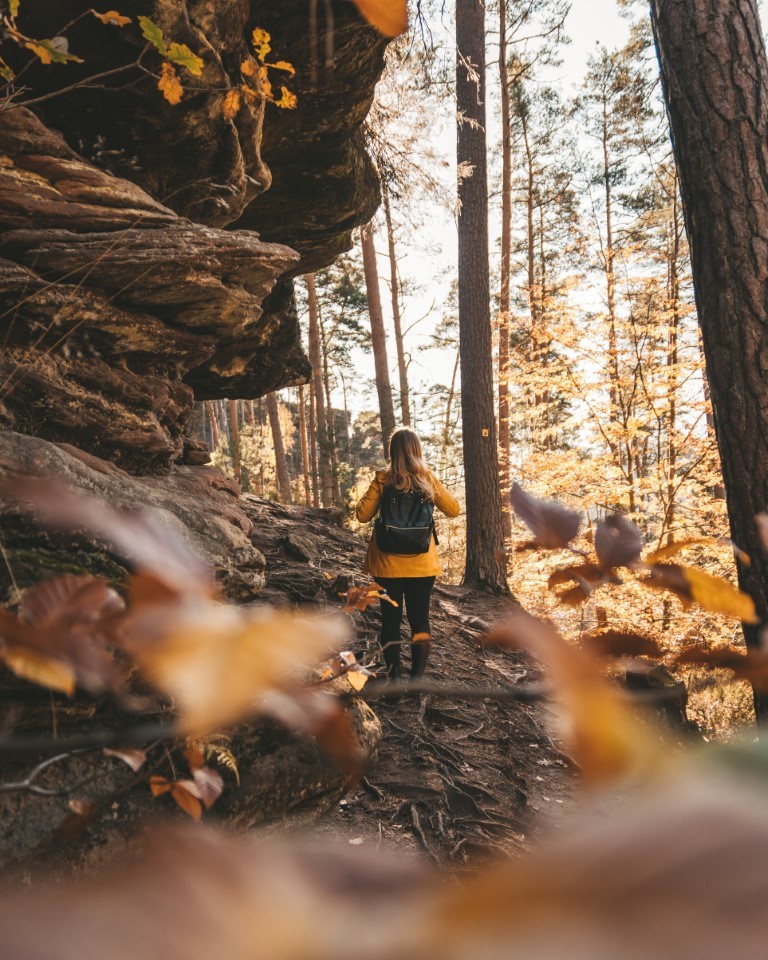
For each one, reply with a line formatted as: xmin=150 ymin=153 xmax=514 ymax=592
xmin=103 ymin=748 xmax=146 ymax=772
xmin=55 ymin=799 xmax=98 ymax=845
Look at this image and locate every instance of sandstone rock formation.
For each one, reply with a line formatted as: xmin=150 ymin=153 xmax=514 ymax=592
xmin=0 ymin=0 xmax=388 ymax=469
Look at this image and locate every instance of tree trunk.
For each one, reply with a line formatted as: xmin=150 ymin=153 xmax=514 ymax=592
xmin=205 ymin=400 xmax=220 ymax=451
xmin=298 ymin=384 xmax=312 ymax=506
xmin=651 ymin=0 xmax=768 ymax=721
xmin=360 ymin=221 xmax=397 ymax=456
xmin=308 ymin=382 xmax=320 ymax=508
xmin=227 ymin=399 xmax=241 ymax=486
xmin=266 ymin=392 xmax=292 ymax=504
xmin=498 ymin=0 xmax=512 ymax=541
xmin=319 ymin=307 xmax=341 ymax=504
xmin=306 ymin=273 xmax=335 ymax=507
xmin=456 ymin=0 xmax=509 ymax=592
xmin=442 ymin=349 xmax=461 ymax=472
xmin=382 ymin=183 xmax=412 ymax=427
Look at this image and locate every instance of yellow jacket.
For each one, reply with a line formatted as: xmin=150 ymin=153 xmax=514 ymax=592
xmin=356 ymin=469 xmax=460 ymax=578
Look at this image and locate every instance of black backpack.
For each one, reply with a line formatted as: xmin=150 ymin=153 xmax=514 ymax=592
xmin=375 ymin=485 xmax=436 ymax=555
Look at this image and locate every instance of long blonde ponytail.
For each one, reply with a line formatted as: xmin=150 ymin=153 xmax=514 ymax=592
xmin=382 ymin=427 xmax=435 ymax=500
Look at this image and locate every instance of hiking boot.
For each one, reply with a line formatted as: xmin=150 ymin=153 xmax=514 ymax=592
xmin=410 ymin=641 xmax=432 ymax=679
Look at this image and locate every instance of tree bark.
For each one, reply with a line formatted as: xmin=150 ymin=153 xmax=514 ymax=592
xmin=308 ymin=380 xmax=320 ymax=508
xmin=298 ymin=385 xmax=312 ymax=506
xmin=382 ymin=182 xmax=412 ymax=427
xmin=360 ymin=221 xmax=397 ymax=456
xmin=498 ymin=0 xmax=512 ymax=541
xmin=306 ymin=273 xmax=335 ymax=507
xmin=266 ymin=392 xmax=293 ymax=504
xmin=651 ymin=0 xmax=768 ymax=721
xmin=456 ymin=0 xmax=509 ymax=592
xmin=227 ymin=399 xmax=241 ymax=486
xmin=319 ymin=306 xmax=341 ymax=503
xmin=205 ymin=401 xmax=220 ymax=451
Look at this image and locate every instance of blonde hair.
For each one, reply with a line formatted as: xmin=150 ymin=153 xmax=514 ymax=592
xmin=382 ymin=427 xmax=436 ymax=500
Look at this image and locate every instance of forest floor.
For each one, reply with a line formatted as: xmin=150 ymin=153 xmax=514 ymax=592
xmin=244 ymin=496 xmax=577 ymax=867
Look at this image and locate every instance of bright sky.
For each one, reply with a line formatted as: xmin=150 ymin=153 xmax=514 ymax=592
xmin=321 ymin=0 xmax=633 ymax=428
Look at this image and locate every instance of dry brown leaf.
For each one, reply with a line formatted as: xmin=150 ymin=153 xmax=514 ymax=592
xmin=1 ymin=644 xmax=76 ymax=695
xmin=580 ymin=629 xmax=663 ymax=659
xmin=103 ymin=748 xmax=146 ymax=772
xmin=643 ymin=564 xmax=758 ymax=622
xmin=594 ymin=514 xmax=643 ymax=571
xmin=510 ymin=483 xmax=581 ymax=549
xmin=120 ymin=604 xmax=346 ymax=734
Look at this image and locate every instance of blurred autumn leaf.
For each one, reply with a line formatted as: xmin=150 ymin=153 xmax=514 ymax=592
xmin=510 ymin=482 xmax=581 ymax=549
xmin=353 ymin=0 xmax=408 ymax=36
xmin=487 ymin=612 xmax=661 ymax=784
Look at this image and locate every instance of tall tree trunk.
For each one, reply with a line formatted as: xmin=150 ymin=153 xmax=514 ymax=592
xmin=308 ymin=381 xmax=320 ymax=508
xmin=298 ymin=384 xmax=312 ymax=506
xmin=442 ymin=349 xmax=461 ymax=472
xmin=319 ymin=308 xmax=341 ymax=503
xmin=227 ymin=399 xmax=241 ymax=486
xmin=651 ymin=0 xmax=768 ymax=721
xmin=266 ymin=392 xmax=292 ymax=503
xmin=360 ymin=221 xmax=397 ymax=456
xmin=382 ymin=182 xmax=412 ymax=427
xmin=497 ymin=0 xmax=512 ymax=541
xmin=205 ymin=401 xmax=220 ymax=451
xmin=306 ymin=273 xmax=335 ymax=506
xmin=456 ymin=0 xmax=509 ymax=592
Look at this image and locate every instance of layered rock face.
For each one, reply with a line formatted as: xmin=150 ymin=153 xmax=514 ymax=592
xmin=0 ymin=0 xmax=388 ymax=471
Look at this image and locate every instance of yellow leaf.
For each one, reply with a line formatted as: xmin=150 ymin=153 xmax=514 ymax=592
xmin=268 ymin=60 xmax=295 ymax=77
xmin=683 ymin=567 xmax=759 ymax=623
xmin=274 ymin=85 xmax=297 ymax=110
xmin=0 ymin=56 xmax=14 ymax=82
xmin=241 ymin=59 xmax=258 ymax=78
xmin=258 ymin=64 xmax=273 ymax=100
xmin=10 ymin=0 xmax=20 ymax=16
xmin=222 ymin=87 xmax=241 ymax=120
xmin=166 ymin=42 xmax=204 ymax=77
xmin=645 ymin=537 xmax=719 ymax=564
xmin=138 ymin=16 xmax=167 ymax=55
xmin=125 ymin=604 xmax=345 ymax=735
xmin=158 ymin=62 xmax=183 ymax=105
xmin=92 ymin=10 xmax=131 ymax=27
xmin=25 ymin=39 xmax=83 ymax=65
xmin=353 ymin=0 xmax=408 ymax=36
xmin=252 ymin=27 xmax=271 ymax=60
xmin=3 ymin=646 xmax=75 ymax=695
xmin=170 ymin=782 xmax=203 ymax=821
xmin=345 ymin=670 xmax=368 ymax=692
xmin=149 ymin=775 xmax=172 ymax=797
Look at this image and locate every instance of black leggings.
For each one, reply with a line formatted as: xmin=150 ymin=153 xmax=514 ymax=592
xmin=375 ymin=576 xmax=436 ymax=646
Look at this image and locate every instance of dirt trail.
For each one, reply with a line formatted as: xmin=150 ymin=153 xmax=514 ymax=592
xmin=244 ymin=496 xmax=576 ymax=866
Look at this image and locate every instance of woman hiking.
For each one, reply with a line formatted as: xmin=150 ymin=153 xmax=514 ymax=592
xmin=355 ymin=427 xmax=460 ymax=682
